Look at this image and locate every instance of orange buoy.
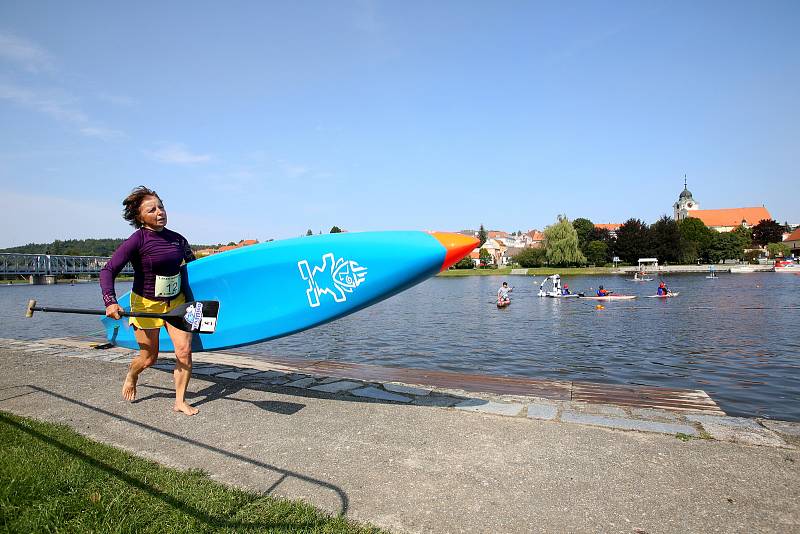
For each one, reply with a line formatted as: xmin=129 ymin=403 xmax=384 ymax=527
xmin=595 ymin=304 xmax=604 ymax=310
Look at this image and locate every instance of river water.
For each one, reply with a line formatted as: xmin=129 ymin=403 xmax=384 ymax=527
xmin=1 ymin=272 xmax=798 ymax=421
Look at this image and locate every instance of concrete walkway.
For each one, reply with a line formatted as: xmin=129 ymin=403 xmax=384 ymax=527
xmin=1 ymin=340 xmax=798 ymax=533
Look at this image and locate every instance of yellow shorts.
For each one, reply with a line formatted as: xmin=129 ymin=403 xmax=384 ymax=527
xmin=129 ymin=292 xmax=185 ymax=330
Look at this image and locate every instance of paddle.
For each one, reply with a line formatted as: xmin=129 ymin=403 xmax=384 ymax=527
xmin=24 ymin=299 xmax=220 ymax=334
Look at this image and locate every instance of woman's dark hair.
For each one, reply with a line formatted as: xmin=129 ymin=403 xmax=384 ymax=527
xmin=122 ymin=186 xmax=161 ymax=228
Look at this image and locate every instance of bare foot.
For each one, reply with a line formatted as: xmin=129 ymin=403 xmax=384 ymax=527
xmin=173 ymin=401 xmax=199 ymax=416
xmin=122 ymin=373 xmax=138 ymax=401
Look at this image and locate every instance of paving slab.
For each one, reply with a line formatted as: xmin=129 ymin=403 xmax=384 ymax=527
xmin=215 ymin=371 xmax=249 ymax=380
xmin=284 ymin=377 xmax=317 ymax=389
xmin=350 ymin=386 xmax=412 ymax=403
xmin=455 ymin=399 xmax=524 ymax=417
xmin=310 ymin=381 xmax=363 ymax=394
xmin=383 ymin=382 xmax=432 ymax=396
xmin=561 ymin=411 xmax=700 ymax=437
xmin=760 ymin=419 xmax=800 ymax=437
xmin=526 ymin=403 xmax=558 ymax=421
xmin=686 ymin=415 xmax=788 ymax=447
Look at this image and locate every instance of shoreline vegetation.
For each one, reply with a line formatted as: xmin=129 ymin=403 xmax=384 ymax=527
xmin=0 ymin=411 xmax=382 ymax=533
xmin=439 ymin=266 xmax=618 ymax=276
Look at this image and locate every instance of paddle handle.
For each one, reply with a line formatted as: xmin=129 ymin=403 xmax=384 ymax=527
xmin=28 ymin=304 xmax=167 ymax=320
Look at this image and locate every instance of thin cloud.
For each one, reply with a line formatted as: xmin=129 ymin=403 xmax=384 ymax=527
xmin=79 ymin=126 xmax=124 ymax=139
xmin=0 ymin=82 xmax=123 ymax=139
xmin=0 ymin=31 xmax=54 ymax=73
xmin=147 ymin=144 xmax=212 ymax=165
xmin=97 ymin=92 xmax=137 ymax=107
xmin=280 ymin=161 xmax=310 ymax=178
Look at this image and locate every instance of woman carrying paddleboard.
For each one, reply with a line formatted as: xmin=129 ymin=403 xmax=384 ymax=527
xmin=101 ymin=186 xmax=199 ymax=416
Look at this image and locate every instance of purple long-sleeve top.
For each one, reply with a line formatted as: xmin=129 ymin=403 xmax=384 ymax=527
xmin=100 ymin=227 xmax=195 ymax=306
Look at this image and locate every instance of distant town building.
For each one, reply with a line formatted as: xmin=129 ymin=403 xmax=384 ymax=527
xmin=673 ymin=178 xmax=700 ymax=221
xmin=487 ymin=230 xmax=510 ymax=240
xmin=673 ymin=179 xmax=771 ymax=232
xmin=481 ymin=238 xmax=506 ymax=265
xmin=784 ymin=227 xmax=800 ymax=255
xmin=688 ymin=207 xmax=772 ymax=232
xmin=195 ymin=239 xmax=259 ymax=257
xmin=526 ymin=229 xmax=545 ymax=248
xmin=594 ymin=223 xmax=621 ymax=238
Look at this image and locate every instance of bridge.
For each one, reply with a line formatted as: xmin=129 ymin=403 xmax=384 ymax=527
xmin=0 ymin=253 xmax=133 ymax=284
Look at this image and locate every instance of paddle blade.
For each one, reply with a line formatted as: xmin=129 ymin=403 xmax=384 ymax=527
xmin=164 ymin=300 xmax=220 ymax=334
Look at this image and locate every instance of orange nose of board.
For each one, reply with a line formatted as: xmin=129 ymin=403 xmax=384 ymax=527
xmin=430 ymin=232 xmax=480 ymax=271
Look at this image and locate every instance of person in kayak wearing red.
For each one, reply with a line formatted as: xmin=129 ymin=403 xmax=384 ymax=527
xmin=597 ymin=285 xmax=609 ymax=296
xmin=657 ymin=281 xmax=669 ymax=296
xmin=561 ymin=283 xmax=571 ymax=296
xmin=101 ymin=186 xmax=199 ymax=416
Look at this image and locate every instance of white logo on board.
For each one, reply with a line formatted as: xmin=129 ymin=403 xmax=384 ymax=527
xmin=298 ymin=253 xmax=368 ymax=308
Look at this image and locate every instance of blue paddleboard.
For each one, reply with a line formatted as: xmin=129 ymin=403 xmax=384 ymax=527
xmin=102 ymin=231 xmax=477 ymax=352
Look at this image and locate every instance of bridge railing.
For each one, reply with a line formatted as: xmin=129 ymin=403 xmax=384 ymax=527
xmin=0 ymin=253 xmax=133 ymax=276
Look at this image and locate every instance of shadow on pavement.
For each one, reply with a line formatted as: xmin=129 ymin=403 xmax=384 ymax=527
xmin=9 ymin=385 xmax=350 ymax=517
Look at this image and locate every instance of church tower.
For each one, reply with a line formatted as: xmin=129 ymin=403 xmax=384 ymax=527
xmin=673 ymin=176 xmax=699 ymax=221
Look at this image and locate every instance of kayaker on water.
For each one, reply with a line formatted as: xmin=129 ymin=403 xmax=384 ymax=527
xmin=497 ymin=282 xmax=512 ymax=304
xmin=597 ymin=285 xmax=609 ymax=296
xmin=657 ymin=281 xmax=669 ymax=296
xmin=562 ymin=283 xmax=571 ymax=296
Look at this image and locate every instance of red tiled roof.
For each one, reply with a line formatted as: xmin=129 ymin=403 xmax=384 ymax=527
xmin=784 ymin=228 xmax=800 ymax=242
xmin=595 ymin=223 xmax=621 ymax=231
xmin=527 ymin=230 xmax=544 ymax=240
xmin=239 ymin=239 xmax=258 ymax=246
xmin=488 ymin=230 xmax=509 ymax=238
xmin=688 ymin=207 xmax=771 ymax=227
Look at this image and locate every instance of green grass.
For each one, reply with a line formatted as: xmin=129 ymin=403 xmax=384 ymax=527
xmin=439 ymin=266 xmax=620 ymax=277
xmin=0 ymin=411 xmax=384 ymax=533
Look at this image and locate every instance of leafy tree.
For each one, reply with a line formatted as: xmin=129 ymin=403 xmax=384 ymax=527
xmin=453 ymin=255 xmax=475 ymax=269
xmin=743 ymin=249 xmax=762 ymax=264
xmin=514 ymin=247 xmax=547 ymax=268
xmin=572 ymin=218 xmax=594 ymax=255
xmin=679 ymin=217 xmax=713 ymax=261
xmin=648 ymin=216 xmax=682 ymax=263
xmin=544 ymin=215 xmax=586 ymax=266
xmin=767 ymin=242 xmax=790 ymax=258
xmin=227 ymin=241 xmax=237 ymax=246
xmin=330 ymin=226 xmax=342 ymax=233
xmin=706 ymin=231 xmax=747 ymax=263
xmin=478 ymin=248 xmax=492 ymax=266
xmin=305 ymin=229 xmax=313 ymax=236
xmin=752 ymin=219 xmax=785 ymax=246
xmin=478 ymin=224 xmax=488 ymax=246
xmin=588 ymin=227 xmax=615 ymax=262
xmin=585 ymin=241 xmax=608 ymax=265
xmin=615 ymin=218 xmax=650 ymax=264
xmin=731 ymin=224 xmax=753 ymax=249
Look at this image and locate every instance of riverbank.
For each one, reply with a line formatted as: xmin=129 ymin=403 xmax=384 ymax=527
xmin=1 ymin=338 xmax=797 ymax=532
xmin=439 ymin=264 xmax=774 ymax=277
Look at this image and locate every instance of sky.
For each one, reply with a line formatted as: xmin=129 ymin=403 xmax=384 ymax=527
xmin=1 ymin=0 xmax=798 ymax=248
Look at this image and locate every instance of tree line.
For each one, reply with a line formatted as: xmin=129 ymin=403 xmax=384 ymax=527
xmin=0 ymin=238 xmax=221 ymax=256
xmin=458 ymin=217 xmax=790 ymax=269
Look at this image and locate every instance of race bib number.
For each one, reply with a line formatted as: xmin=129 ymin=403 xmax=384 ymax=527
xmin=154 ymin=273 xmax=181 ymax=298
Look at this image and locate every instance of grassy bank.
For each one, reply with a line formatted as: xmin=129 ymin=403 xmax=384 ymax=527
xmin=0 ymin=411 xmax=382 ymax=533
xmin=439 ymin=266 xmax=619 ymax=277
